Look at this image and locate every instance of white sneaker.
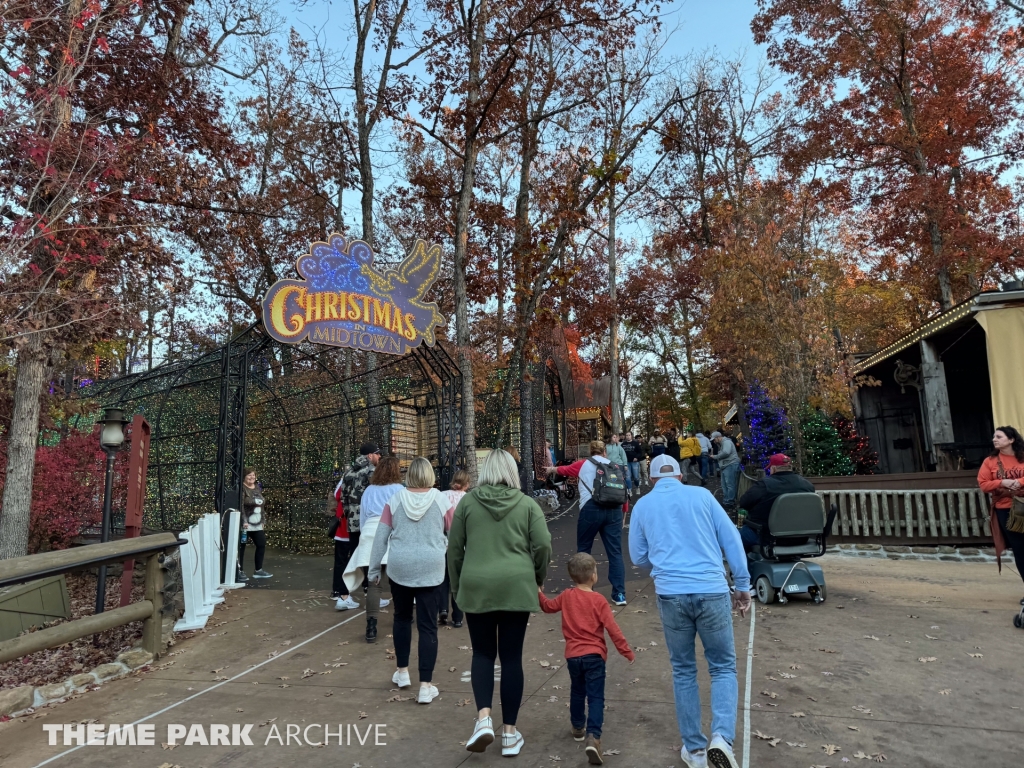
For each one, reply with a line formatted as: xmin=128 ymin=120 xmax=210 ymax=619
xmin=335 ymin=596 xmax=359 ymax=611
xmin=417 ymin=684 xmax=439 ymax=704
xmin=501 ymin=729 xmax=524 ymax=757
xmin=706 ymin=735 xmax=739 ymax=768
xmin=466 ymin=716 xmax=494 ymax=752
xmin=379 ymin=598 xmax=391 ymax=608
xmin=681 ymin=747 xmax=708 ymax=768
xmin=392 ymin=669 xmax=411 ymax=688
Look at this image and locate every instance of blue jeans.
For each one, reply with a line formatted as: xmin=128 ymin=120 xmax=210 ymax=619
xmin=740 ymin=523 xmax=760 ymax=551
xmin=720 ymin=463 xmax=740 ymax=506
xmin=577 ymin=501 xmax=625 ymax=596
xmin=699 ymin=455 xmax=709 ymax=479
xmin=567 ymin=654 xmax=606 ymax=737
xmin=628 ymin=461 xmax=640 ymax=487
xmin=657 ymin=593 xmax=738 ymax=752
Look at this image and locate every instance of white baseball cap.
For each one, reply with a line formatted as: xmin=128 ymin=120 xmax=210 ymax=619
xmin=649 ymin=455 xmax=682 ymax=478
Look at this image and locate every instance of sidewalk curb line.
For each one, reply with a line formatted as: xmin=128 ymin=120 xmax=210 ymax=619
xmin=741 ymin=604 xmax=756 ymax=768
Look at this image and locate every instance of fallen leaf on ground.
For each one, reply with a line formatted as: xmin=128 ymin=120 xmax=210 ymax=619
xmin=768 ymin=738 xmax=781 ymax=747
xmin=847 ymin=725 xmax=859 ymax=731
xmin=539 ymin=660 xmax=551 ymax=668
xmin=458 ymin=646 xmax=469 ymax=651
xmin=752 ymin=730 xmax=776 ymax=740
xmin=789 ymin=664 xmax=801 ymax=670
xmin=602 ymin=749 xmax=621 ymax=755
xmin=791 ymin=712 xmax=806 ymax=718
xmin=863 ymin=635 xmax=879 ymax=641
xmin=457 ymin=699 xmax=471 ymax=707
xmin=161 ymin=743 xmax=177 ymax=750
xmin=761 ymin=690 xmax=779 ymax=699
xmin=358 ymin=712 xmax=367 ymax=719
xmin=918 ymin=657 xmax=938 ymax=663
xmin=823 ymin=744 xmax=840 ymax=755
xmin=852 ymin=705 xmax=872 ymax=715
xmin=939 ymin=689 xmax=951 ymax=695
xmin=786 ymin=742 xmax=806 ymax=748
xmin=967 ymin=653 xmax=983 ymax=658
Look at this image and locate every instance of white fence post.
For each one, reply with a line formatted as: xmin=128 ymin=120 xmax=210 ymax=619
xmin=220 ymin=509 xmax=244 ymax=590
xmin=201 ymin=513 xmax=225 ymax=611
xmin=174 ymin=526 xmax=209 ymax=631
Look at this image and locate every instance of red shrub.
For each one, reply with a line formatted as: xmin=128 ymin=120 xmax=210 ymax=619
xmin=0 ymin=430 xmax=107 ymax=553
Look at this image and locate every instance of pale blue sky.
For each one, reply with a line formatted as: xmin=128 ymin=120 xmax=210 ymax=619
xmin=280 ymin=0 xmax=765 ymax=69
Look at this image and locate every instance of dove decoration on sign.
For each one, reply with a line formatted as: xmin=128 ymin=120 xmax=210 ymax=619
xmin=262 ymin=235 xmax=446 ymax=356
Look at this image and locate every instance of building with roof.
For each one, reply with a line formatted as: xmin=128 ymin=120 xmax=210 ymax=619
xmin=851 ymin=286 xmax=1024 ymax=474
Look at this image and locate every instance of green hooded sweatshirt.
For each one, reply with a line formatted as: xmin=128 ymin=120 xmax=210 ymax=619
xmin=447 ymin=484 xmax=552 ymax=614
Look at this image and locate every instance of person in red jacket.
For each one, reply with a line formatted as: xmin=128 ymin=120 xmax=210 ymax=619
xmin=539 ymin=552 xmax=634 ymax=765
xmin=977 ymin=425 xmax=1024 ymax=604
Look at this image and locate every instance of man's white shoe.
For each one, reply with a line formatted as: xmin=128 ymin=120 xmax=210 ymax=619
xmin=501 ymin=729 xmax=524 ymax=757
xmin=706 ymin=735 xmax=739 ymax=768
xmin=392 ymin=669 xmax=411 ymax=688
xmin=465 ymin=716 xmax=494 ymax=752
xmin=681 ymin=747 xmax=708 ymax=768
xmin=417 ymin=684 xmax=439 ymax=704
xmin=379 ymin=598 xmax=391 ymax=608
xmin=334 ymin=596 xmax=359 ymax=611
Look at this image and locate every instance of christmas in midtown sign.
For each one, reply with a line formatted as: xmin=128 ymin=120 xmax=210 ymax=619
xmin=262 ymin=235 xmax=446 ymax=356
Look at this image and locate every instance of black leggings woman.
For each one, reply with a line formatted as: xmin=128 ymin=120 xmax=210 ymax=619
xmin=447 ymin=449 xmax=551 ymax=758
xmin=239 ymin=468 xmax=272 ymax=580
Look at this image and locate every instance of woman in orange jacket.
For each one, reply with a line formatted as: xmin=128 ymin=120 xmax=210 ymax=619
xmin=977 ymin=426 xmax=1024 ymax=604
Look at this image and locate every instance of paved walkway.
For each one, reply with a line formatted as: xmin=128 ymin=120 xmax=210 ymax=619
xmin=1 ymin=494 xmax=1022 ymax=768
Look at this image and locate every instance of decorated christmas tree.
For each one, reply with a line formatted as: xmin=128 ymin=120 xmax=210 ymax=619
xmin=744 ymin=382 xmax=793 ymax=469
xmin=831 ymin=413 xmax=878 ymax=475
xmin=800 ymin=408 xmax=854 ymax=477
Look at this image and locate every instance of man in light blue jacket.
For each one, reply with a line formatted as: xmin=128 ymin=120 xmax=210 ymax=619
xmin=628 ymin=455 xmax=751 ymax=768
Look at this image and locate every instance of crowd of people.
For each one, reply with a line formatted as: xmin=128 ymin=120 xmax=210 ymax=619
xmin=229 ymin=423 xmax=1024 ymax=768
xmin=312 ymin=438 xmax=754 ymax=768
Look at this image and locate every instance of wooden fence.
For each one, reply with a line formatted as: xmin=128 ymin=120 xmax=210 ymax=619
xmin=817 ymin=489 xmax=992 ymax=541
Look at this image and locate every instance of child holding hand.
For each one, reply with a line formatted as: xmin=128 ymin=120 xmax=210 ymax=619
xmin=539 ymin=553 xmax=635 ymax=765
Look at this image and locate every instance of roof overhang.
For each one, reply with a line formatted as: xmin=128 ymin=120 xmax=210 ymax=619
xmin=852 ymin=289 xmax=1024 ymax=375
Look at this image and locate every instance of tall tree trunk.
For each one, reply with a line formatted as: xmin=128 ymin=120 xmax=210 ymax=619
xmin=518 ymin=361 xmax=534 ymax=491
xmin=608 ymin=180 xmax=621 ymax=434
xmin=0 ymin=334 xmax=47 ymax=559
xmin=451 ymin=0 xmax=489 ymax=477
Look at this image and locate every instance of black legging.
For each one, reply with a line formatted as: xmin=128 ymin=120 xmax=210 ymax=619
xmin=996 ymin=508 xmax=1024 ymax=586
xmin=332 ymin=539 xmax=351 ymax=596
xmin=390 ymin=580 xmax=442 ymax=682
xmin=438 ymin=562 xmax=464 ymax=623
xmin=465 ymin=611 xmax=530 ymax=725
xmin=239 ymin=529 xmax=266 ymax=571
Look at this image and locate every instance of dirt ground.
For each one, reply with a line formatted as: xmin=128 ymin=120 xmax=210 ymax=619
xmin=1 ymin=512 xmax=1021 ymax=768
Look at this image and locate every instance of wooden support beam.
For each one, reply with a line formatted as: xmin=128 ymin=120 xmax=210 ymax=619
xmin=0 ymin=601 xmax=153 ymax=664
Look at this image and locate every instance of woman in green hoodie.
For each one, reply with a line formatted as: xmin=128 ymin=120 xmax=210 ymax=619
xmin=448 ymin=449 xmax=552 ymax=758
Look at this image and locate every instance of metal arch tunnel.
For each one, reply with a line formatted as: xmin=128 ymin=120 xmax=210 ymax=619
xmin=74 ymin=324 xmax=463 ymax=553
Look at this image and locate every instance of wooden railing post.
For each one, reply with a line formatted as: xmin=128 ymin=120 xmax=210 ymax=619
xmin=142 ymin=551 xmax=165 ymax=658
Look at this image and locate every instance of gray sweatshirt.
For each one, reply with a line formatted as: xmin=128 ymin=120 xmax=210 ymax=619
xmin=367 ymin=488 xmax=451 ymax=588
xmin=716 ymin=438 xmax=740 ymax=467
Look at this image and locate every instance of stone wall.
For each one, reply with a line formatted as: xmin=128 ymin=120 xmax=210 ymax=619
xmin=828 ymin=543 xmax=1001 ymax=563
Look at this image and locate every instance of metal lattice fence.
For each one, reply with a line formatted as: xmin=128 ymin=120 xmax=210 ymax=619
xmin=74 ymin=324 xmax=462 ymax=553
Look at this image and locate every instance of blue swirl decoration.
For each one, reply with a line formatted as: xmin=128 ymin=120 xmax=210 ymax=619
xmin=296 ymin=235 xmax=372 ymax=293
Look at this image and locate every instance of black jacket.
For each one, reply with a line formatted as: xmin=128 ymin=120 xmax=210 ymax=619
xmin=739 ymin=471 xmax=816 ymax=527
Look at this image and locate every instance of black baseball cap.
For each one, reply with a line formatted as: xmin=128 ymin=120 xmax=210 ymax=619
xmin=359 ymin=442 xmax=380 ymax=456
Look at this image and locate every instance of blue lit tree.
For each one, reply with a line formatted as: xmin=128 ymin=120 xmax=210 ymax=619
xmin=745 ymin=382 xmax=793 ymax=469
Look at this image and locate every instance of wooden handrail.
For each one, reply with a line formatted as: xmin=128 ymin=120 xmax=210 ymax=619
xmin=0 ymin=533 xmax=181 ymax=662
xmin=0 ymin=532 xmax=181 ymax=590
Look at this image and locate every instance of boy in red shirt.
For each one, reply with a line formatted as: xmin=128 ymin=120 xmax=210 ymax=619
xmin=539 ymin=553 xmax=634 ymax=765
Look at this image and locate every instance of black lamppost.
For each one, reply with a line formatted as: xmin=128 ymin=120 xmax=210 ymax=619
xmin=95 ymin=408 xmax=129 ymax=615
